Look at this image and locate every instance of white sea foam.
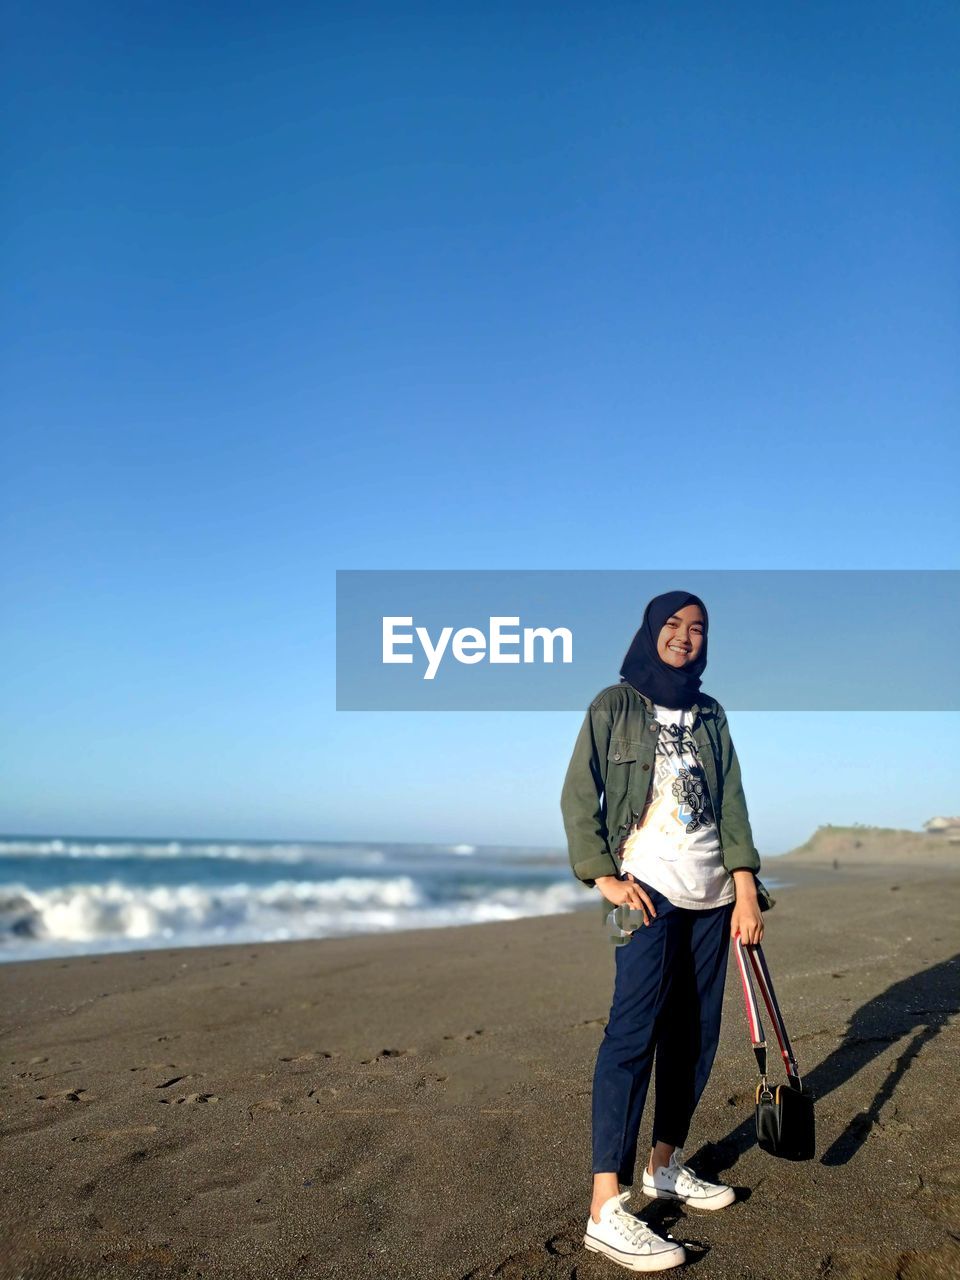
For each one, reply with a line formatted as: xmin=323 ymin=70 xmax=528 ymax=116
xmin=0 ymin=873 xmax=586 ymax=962
xmin=0 ymin=839 xmax=390 ymax=865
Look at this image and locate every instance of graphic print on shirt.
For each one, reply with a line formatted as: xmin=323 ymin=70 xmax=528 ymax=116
xmin=615 ymin=704 xmax=733 ymax=908
xmin=661 ymin=720 xmax=715 ymax=835
xmin=615 ymin=707 xmax=720 ymax=868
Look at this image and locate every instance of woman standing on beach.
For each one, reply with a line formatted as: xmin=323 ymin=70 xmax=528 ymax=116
xmin=560 ymin=590 xmax=764 ymax=1273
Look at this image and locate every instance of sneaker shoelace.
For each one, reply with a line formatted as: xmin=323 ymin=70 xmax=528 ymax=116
xmin=670 ymin=1157 xmax=716 ymax=1192
xmin=673 ymin=1161 xmax=715 ymax=1195
xmin=610 ymin=1204 xmax=664 ymax=1255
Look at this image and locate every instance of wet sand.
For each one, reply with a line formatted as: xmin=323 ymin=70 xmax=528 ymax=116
xmin=2 ymin=832 xmax=959 ymax=1279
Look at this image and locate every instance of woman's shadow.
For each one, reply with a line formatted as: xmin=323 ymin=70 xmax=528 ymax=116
xmin=690 ymin=952 xmax=959 ymax=1173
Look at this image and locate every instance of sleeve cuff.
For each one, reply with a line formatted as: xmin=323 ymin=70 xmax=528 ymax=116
xmin=573 ymin=853 xmax=619 ymax=886
xmin=723 ymin=849 xmax=762 ymax=874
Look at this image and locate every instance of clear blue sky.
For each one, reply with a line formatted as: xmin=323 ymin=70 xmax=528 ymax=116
xmin=3 ymin=2 xmax=958 ymax=854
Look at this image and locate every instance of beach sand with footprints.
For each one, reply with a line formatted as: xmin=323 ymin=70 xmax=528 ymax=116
xmin=2 ymin=828 xmax=959 ymax=1279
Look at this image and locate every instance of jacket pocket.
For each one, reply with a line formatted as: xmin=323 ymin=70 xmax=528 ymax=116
xmin=606 ymin=738 xmax=641 ymax=852
xmin=607 ymin=737 xmax=639 ymax=765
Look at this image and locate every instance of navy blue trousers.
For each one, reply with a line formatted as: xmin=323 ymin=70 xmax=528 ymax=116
xmin=592 ymin=880 xmax=734 ymax=1185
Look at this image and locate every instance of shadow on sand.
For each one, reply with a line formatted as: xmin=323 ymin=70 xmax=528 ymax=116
xmin=691 ymin=952 xmax=960 ymax=1174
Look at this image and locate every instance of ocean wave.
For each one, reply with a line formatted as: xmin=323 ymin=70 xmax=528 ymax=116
xmin=0 ymin=838 xmax=536 ymax=864
xmin=0 ymin=838 xmax=390 ymax=865
xmin=0 ymin=874 xmax=586 ymax=963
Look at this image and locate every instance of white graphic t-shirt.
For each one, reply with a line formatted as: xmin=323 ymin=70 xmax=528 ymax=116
xmin=616 ymin=703 xmax=735 ymax=909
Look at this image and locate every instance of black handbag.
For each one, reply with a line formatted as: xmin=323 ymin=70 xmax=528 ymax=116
xmin=754 ymin=877 xmax=776 ymax=914
xmin=734 ymin=934 xmax=815 ymax=1161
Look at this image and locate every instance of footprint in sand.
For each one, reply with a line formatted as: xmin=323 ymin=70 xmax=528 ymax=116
xmin=442 ymin=1029 xmax=485 ymax=1041
xmin=464 ymin=1232 xmax=579 ymax=1279
xmin=307 ymin=1086 xmax=339 ymax=1102
xmin=153 ymin=1074 xmax=217 ymax=1103
xmin=195 ymin=1171 xmax=258 ymax=1195
xmin=36 ymin=1087 xmax=91 ymax=1103
xmin=278 ymin=1050 xmax=337 ymax=1062
xmin=359 ymin=1047 xmax=416 ymax=1064
xmin=413 ymin=1073 xmax=448 ymax=1091
xmin=11 ymin=1056 xmax=51 ymax=1080
xmin=155 ymin=1074 xmax=190 ymax=1089
xmin=249 ymin=1099 xmax=285 ymax=1113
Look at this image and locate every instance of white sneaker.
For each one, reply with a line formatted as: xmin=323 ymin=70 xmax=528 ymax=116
xmin=583 ymin=1190 xmax=687 ymax=1272
xmin=641 ymin=1149 xmax=736 ymax=1211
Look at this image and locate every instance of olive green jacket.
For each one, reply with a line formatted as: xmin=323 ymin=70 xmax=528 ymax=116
xmin=560 ymin=682 xmax=761 ymax=891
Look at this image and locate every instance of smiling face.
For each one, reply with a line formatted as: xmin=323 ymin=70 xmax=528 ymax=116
xmin=656 ymin=603 xmax=705 ymax=668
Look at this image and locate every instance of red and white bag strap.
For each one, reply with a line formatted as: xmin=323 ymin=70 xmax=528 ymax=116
xmin=733 ymin=933 xmax=802 ymax=1086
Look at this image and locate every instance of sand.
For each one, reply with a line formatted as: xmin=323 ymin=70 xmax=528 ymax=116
xmin=2 ymin=831 xmax=959 ymax=1280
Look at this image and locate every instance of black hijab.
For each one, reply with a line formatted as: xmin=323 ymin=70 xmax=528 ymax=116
xmin=619 ymin=590 xmax=709 ymax=710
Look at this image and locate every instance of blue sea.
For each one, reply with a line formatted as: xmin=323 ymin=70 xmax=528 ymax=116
xmin=0 ymin=835 xmax=589 ymax=964
xmin=0 ymin=835 xmax=787 ymax=965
